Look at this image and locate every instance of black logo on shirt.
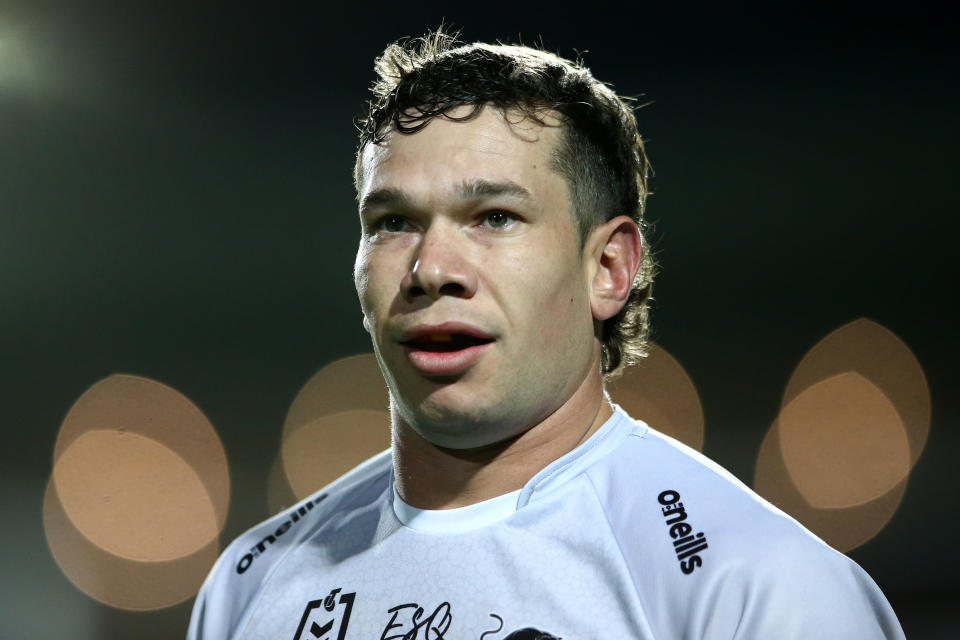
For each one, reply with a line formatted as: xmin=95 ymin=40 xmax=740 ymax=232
xmin=658 ymin=489 xmax=709 ymax=574
xmin=501 ymin=630 xmax=561 ymax=640
xmin=481 ymin=614 xmax=561 ymax=640
xmin=293 ymin=587 xmax=356 ymax=640
xmin=378 ymin=602 xmax=559 ymax=640
xmin=380 ymin=601 xmax=452 ymax=639
xmin=236 ymin=494 xmax=328 ymax=574
xmin=292 ymin=594 xmax=560 ymax=639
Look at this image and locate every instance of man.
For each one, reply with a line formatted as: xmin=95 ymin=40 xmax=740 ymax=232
xmin=188 ymin=30 xmax=905 ymax=639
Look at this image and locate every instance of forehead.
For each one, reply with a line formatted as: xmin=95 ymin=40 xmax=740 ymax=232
xmin=357 ymin=107 xmax=565 ymax=202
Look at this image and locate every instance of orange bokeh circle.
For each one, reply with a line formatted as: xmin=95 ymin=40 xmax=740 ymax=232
xmin=606 ymin=344 xmax=705 ymax=451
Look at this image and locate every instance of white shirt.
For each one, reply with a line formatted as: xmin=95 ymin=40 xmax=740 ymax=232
xmin=188 ymin=406 xmax=905 ymax=639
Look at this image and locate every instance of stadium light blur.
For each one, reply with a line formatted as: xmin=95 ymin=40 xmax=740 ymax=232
xmin=606 ymin=343 xmax=705 ymax=451
xmin=754 ymin=318 xmax=930 ymax=552
xmin=44 ymin=374 xmax=229 ymax=610
xmin=277 ymin=354 xmax=391 ymax=507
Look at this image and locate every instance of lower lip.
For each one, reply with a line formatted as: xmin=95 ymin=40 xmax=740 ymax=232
xmin=404 ymin=342 xmax=492 ymax=377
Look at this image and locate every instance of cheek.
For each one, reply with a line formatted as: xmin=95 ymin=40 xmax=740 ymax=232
xmin=537 ymin=290 xmax=586 ymax=347
xmin=502 ymin=230 xmax=583 ymax=312
xmin=353 ymin=266 xmax=369 ymax=307
xmin=355 ymin=247 xmax=401 ymax=315
xmin=516 ymin=263 xmax=588 ymax=344
xmin=353 ymin=243 xmax=372 ymax=299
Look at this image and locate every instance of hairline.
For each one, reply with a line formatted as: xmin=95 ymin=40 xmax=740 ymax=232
xmin=354 ymin=103 xmax=599 ymax=247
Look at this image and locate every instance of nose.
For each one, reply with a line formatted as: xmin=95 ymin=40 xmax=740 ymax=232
xmin=401 ymin=222 xmax=477 ymax=302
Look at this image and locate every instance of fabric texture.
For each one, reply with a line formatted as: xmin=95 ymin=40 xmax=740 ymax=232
xmin=187 ymin=406 xmax=905 ymax=640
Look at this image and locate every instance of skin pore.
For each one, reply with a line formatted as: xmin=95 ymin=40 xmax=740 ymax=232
xmin=354 ymin=106 xmax=642 ymax=509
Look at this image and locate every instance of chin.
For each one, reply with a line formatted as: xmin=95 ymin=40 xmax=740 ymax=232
xmin=401 ymin=397 xmax=520 ymax=450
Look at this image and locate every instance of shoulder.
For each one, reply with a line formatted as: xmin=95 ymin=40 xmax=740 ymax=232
xmin=187 ymin=450 xmax=392 ymax=640
xmin=586 ymin=414 xmax=798 ymax=553
xmin=585 ymin=414 xmax=905 ymax=639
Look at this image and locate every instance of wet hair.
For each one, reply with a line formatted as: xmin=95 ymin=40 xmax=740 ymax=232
xmin=355 ymin=28 xmax=655 ymax=378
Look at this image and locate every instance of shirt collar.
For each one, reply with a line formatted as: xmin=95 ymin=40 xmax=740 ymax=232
xmin=390 ymin=404 xmax=642 ymax=532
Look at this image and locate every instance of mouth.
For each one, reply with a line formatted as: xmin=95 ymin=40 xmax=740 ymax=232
xmin=400 ymin=332 xmax=494 ymax=352
xmin=398 ymin=328 xmax=495 ymax=377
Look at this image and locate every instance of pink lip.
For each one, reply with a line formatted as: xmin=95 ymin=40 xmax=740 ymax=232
xmin=398 ymin=322 xmax=495 ymax=377
xmin=399 ymin=322 xmax=493 ymax=343
xmin=404 ymin=342 xmax=492 ymax=377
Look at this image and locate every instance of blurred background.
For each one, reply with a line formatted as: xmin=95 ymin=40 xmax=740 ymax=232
xmin=1 ymin=1 xmax=956 ymax=637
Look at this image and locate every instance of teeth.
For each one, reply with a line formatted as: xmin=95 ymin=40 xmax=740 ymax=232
xmin=429 ymin=333 xmax=453 ymax=342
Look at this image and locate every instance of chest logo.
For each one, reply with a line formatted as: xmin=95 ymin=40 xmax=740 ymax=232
xmin=293 ymin=588 xmax=356 ymax=640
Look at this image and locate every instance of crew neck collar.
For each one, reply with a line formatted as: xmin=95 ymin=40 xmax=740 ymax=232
xmin=392 ymin=486 xmax=522 ymax=533
xmin=390 ymin=404 xmax=640 ymax=533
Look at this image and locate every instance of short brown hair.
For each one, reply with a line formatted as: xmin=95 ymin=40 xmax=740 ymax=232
xmin=355 ymin=29 xmax=655 ymax=378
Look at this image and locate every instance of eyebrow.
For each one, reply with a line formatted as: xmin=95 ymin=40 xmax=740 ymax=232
xmin=455 ymin=179 xmax=532 ymax=201
xmin=359 ymin=179 xmax=532 ymax=216
xmin=359 ymin=187 xmax=410 ymax=216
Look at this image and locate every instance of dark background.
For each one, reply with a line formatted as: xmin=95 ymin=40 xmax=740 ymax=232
xmin=1 ymin=1 xmax=956 ymax=637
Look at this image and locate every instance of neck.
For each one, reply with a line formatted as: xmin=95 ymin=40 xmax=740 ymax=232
xmin=392 ymin=371 xmax=612 ymax=510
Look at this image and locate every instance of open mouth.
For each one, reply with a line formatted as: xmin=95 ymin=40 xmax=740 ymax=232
xmin=401 ymin=333 xmax=494 ymax=352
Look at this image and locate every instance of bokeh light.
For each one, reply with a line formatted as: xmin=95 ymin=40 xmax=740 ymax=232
xmin=754 ymin=318 xmax=930 ymax=552
xmin=754 ymin=420 xmax=907 ymax=553
xmin=54 ymin=430 xmax=219 ymax=561
xmin=778 ymin=372 xmax=911 ymax=509
xmin=278 ymin=354 xmax=391 ymax=504
xmin=606 ymin=343 xmax=705 ymax=451
xmin=54 ymin=374 xmax=229 ymax=532
xmin=282 ymin=409 xmax=392 ymax=499
xmin=783 ymin=318 xmax=930 ymax=467
xmin=44 ymin=478 xmax=220 ymax=611
xmin=0 ymin=25 xmax=37 ymax=93
xmin=44 ymin=374 xmax=229 ymax=610
xmin=0 ymin=19 xmax=64 ymax=102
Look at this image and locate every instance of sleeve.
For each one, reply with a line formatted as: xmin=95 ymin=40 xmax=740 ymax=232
xmin=185 ymin=567 xmax=215 ymax=640
xmin=186 ymin=538 xmax=250 ymax=640
xmin=683 ymin=532 xmax=906 ymax=640
xmin=593 ymin=430 xmax=906 ymax=640
xmin=185 ymin=505 xmax=310 ymax=640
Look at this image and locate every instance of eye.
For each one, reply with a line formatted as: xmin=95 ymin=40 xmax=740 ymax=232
xmin=374 ymin=214 xmax=412 ymax=233
xmin=480 ymin=210 xmax=518 ymax=229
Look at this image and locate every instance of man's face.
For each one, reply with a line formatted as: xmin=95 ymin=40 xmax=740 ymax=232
xmin=354 ymin=107 xmax=600 ymax=449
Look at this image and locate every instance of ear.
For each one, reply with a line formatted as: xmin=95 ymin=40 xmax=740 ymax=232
xmin=587 ymin=215 xmax=643 ymax=321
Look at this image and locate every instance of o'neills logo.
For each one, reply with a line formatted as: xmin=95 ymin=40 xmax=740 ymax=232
xmin=236 ymin=494 xmax=328 ymax=574
xmin=658 ymin=489 xmax=709 ymax=575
